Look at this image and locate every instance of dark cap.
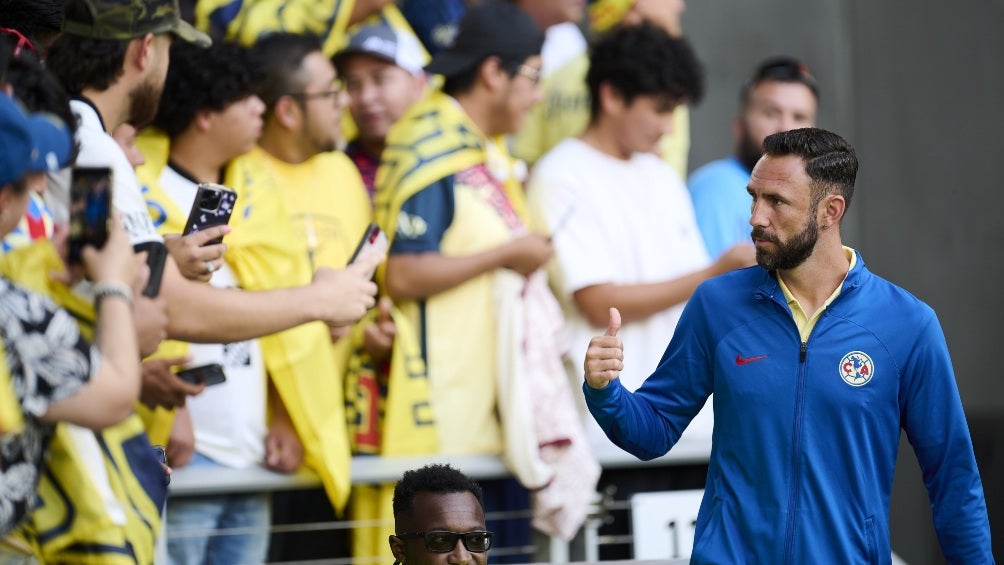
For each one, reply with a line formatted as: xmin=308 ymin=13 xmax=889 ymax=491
xmin=425 ymin=3 xmax=543 ymax=79
xmin=1 ymin=95 xmax=73 ymax=186
xmin=743 ymin=55 xmax=819 ymax=100
xmin=333 ymin=21 xmax=426 ymax=75
xmin=61 ymin=0 xmax=211 ymax=48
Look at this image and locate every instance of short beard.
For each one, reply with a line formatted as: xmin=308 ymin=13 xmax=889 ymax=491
xmin=736 ymin=122 xmax=763 ymax=172
xmin=751 ymin=212 xmax=820 ymax=271
xmin=128 ymin=78 xmax=162 ymax=130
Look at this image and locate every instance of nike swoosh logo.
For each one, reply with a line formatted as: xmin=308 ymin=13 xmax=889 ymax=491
xmin=735 ymin=353 xmax=768 ymax=365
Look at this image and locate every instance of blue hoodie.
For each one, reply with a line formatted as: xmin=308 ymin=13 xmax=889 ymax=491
xmin=584 ymin=252 xmax=993 ymax=564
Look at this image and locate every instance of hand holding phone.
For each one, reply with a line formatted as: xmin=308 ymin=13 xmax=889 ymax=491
xmin=133 ymin=241 xmax=168 ymax=298
xmin=68 ymin=167 xmax=113 ymax=264
xmin=175 ymin=363 xmax=227 ymax=387
xmin=182 ymin=183 xmax=237 ymax=246
xmin=348 ymin=223 xmax=388 ymax=280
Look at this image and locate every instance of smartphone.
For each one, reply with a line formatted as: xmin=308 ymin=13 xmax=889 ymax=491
xmin=348 ymin=223 xmax=388 ymax=276
xmin=182 ymin=183 xmax=237 ymax=246
xmin=175 ymin=363 xmax=227 ymax=387
xmin=68 ymin=166 xmax=113 ymax=264
xmin=133 ymin=241 xmax=167 ymax=298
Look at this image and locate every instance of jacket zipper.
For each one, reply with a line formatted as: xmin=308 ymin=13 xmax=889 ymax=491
xmin=783 ymin=339 xmax=808 ymax=564
xmin=762 ymin=268 xmax=857 ymax=564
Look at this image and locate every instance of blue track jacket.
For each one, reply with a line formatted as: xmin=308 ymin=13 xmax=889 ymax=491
xmin=584 ymin=252 xmax=993 ymax=564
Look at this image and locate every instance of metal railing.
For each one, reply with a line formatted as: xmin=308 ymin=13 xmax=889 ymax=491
xmin=166 ymin=439 xmax=713 ymax=563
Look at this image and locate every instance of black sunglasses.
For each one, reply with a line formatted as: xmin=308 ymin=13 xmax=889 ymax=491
xmin=396 ymin=530 xmax=494 ymax=553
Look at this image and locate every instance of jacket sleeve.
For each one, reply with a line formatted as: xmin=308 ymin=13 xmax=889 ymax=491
xmin=900 ymin=311 xmax=993 ymax=563
xmin=582 ymin=289 xmax=715 ymax=461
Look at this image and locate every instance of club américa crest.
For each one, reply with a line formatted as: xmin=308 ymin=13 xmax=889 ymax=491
xmin=839 ymin=351 xmax=874 ymax=387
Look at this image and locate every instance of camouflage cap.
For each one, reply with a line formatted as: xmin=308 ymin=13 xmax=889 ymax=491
xmin=61 ymin=0 xmax=211 ymax=48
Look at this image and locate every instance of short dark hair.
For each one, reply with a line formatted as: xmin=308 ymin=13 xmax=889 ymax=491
xmin=5 ymin=52 xmax=78 ymax=162
xmin=762 ymin=127 xmax=857 ymax=209
xmin=586 ymin=22 xmax=704 ymax=123
xmin=153 ymin=41 xmax=258 ymax=138
xmin=249 ymin=32 xmax=323 ymax=112
xmin=45 ymin=1 xmax=128 ymax=95
xmin=441 ymin=55 xmax=530 ymax=98
xmin=739 ymin=56 xmax=819 ymax=111
xmin=392 ymin=464 xmax=485 ymax=524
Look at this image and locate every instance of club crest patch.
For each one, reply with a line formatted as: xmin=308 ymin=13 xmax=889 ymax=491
xmin=839 ymin=351 xmax=874 ymax=387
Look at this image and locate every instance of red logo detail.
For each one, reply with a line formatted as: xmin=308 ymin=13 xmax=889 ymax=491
xmin=735 ymin=353 xmax=768 ymax=365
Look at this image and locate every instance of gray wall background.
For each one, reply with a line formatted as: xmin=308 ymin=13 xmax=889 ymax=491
xmin=682 ymin=1 xmax=1003 ymax=562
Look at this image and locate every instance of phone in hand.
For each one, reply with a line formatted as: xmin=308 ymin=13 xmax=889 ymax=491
xmin=175 ymin=363 xmax=227 ymax=387
xmin=182 ymin=183 xmax=237 ymax=246
xmin=348 ymin=223 xmax=388 ymax=279
xmin=133 ymin=241 xmax=168 ymax=298
xmin=68 ymin=166 xmax=113 ymax=264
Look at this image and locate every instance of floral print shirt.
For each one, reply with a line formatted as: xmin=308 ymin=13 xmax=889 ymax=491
xmin=0 ymin=278 xmax=94 ymax=534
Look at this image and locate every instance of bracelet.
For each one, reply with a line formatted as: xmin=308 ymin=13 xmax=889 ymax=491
xmin=93 ymin=281 xmax=134 ymax=308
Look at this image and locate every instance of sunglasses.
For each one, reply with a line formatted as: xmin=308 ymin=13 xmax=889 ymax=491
xmin=396 ymin=530 xmax=494 ymax=553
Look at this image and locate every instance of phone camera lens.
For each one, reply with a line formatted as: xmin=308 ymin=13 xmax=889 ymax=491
xmin=201 ymin=192 xmax=222 ymax=211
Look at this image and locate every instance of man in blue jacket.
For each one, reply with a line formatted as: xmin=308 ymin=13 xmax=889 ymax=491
xmin=583 ymin=127 xmax=993 ymax=563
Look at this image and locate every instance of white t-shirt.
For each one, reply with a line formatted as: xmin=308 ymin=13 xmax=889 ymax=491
xmin=70 ymin=100 xmax=161 ymax=245
xmin=159 ymin=166 xmax=267 ymax=469
xmin=528 ymin=138 xmax=715 ymax=446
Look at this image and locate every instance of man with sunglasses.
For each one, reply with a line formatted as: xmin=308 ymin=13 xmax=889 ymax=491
xmin=390 ymin=464 xmax=493 ymax=565
xmin=688 ymin=55 xmax=819 ymax=260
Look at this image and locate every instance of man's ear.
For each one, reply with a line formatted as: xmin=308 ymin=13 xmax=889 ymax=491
xmin=479 ymin=56 xmax=507 ymax=92
xmin=389 ymin=534 xmax=406 ymax=564
xmin=819 ymin=193 xmax=846 ymax=228
xmin=272 ymin=95 xmax=302 ymax=130
xmin=598 ymin=82 xmax=625 ymax=118
xmin=194 ymin=108 xmax=214 ymax=133
xmin=129 ymin=33 xmax=157 ymax=73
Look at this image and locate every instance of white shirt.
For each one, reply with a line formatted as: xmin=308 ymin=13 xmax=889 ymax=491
xmin=528 ymin=138 xmax=715 ymax=446
xmin=159 ymin=166 xmax=267 ymax=468
xmin=70 ymin=100 xmax=161 ymax=245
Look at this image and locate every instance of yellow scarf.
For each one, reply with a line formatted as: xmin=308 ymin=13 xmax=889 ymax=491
xmin=355 ymin=89 xmax=533 ymax=562
xmin=0 ymin=242 xmax=164 ymax=564
xmin=136 ymin=132 xmax=353 ymax=511
xmin=375 ymin=90 xmax=529 ymax=251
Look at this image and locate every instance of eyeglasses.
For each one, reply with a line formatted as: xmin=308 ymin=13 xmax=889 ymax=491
xmin=287 ymin=81 xmax=346 ymax=101
xmin=396 ymin=530 xmax=494 ymax=553
xmin=0 ymin=27 xmax=37 ymax=57
xmin=514 ymin=64 xmax=541 ymax=86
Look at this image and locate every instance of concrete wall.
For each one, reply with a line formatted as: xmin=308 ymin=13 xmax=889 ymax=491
xmin=684 ymin=1 xmax=1004 ymax=563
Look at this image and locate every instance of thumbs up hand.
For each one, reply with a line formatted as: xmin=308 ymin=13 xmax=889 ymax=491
xmin=584 ymin=307 xmax=624 ymax=390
